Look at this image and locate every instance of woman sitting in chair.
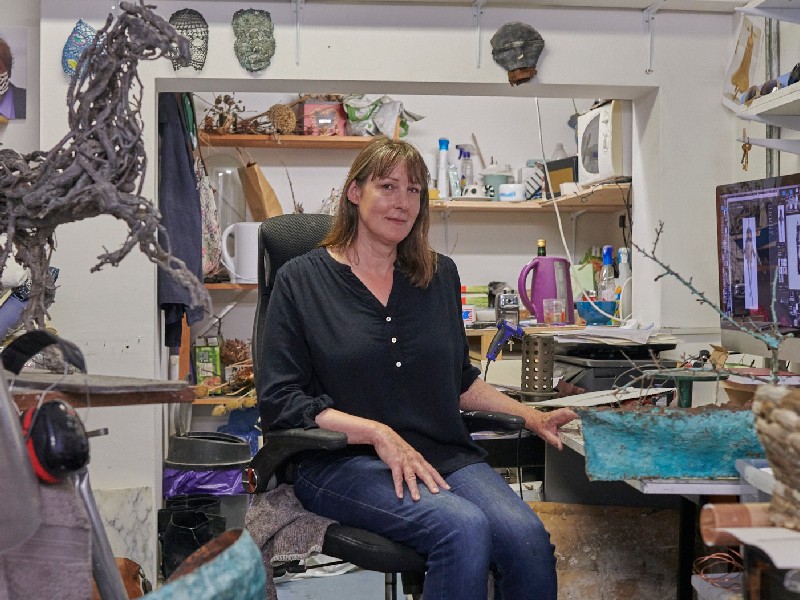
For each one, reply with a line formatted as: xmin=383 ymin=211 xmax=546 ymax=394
xmin=259 ymin=136 xmax=577 ymax=600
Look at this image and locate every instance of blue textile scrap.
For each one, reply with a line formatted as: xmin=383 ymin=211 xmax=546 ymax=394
xmin=158 ymin=93 xmax=204 ymax=346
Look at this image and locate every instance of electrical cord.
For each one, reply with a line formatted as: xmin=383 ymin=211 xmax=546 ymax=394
xmin=516 ymin=427 xmax=524 ymax=500
xmin=533 ymin=97 xmax=632 ymax=325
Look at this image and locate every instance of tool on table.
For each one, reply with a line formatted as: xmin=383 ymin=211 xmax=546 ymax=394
xmin=486 ymin=319 xmax=525 ymax=362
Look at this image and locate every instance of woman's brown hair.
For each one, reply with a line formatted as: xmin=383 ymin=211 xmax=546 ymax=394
xmin=322 ymin=136 xmax=438 ymax=287
xmin=0 ymin=38 xmax=12 ymax=75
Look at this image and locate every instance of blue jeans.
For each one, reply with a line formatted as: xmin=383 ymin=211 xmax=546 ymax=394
xmin=293 ymin=455 xmax=557 ymax=600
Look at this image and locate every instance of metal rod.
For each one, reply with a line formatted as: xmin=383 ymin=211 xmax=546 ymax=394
xmin=765 ymin=18 xmax=780 ymax=177
xmin=73 ymin=467 xmax=128 ymax=600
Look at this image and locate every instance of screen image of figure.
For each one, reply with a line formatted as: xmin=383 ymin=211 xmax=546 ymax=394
xmin=716 ymin=173 xmax=800 ymax=335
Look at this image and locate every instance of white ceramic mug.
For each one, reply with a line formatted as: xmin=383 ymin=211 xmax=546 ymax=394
xmin=220 ymin=222 xmax=260 ymax=283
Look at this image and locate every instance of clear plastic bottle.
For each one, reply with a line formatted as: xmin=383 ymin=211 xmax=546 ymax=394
xmin=437 ymin=138 xmax=450 ymax=198
xmin=617 ymin=247 xmax=632 ymax=319
xmin=598 ymin=245 xmax=616 ymax=302
xmin=551 ymin=143 xmax=568 ymax=160
xmin=462 ymin=151 xmax=474 ymax=188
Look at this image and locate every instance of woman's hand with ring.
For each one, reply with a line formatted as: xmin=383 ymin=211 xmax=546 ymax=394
xmin=372 ymin=424 xmax=449 ymax=501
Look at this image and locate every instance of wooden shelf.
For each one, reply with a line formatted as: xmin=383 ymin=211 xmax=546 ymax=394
xmin=200 ymin=132 xmax=374 ymax=150
xmin=204 ymin=282 xmax=257 ymax=291
xmin=193 ymin=396 xmax=229 ymax=405
xmin=431 ymin=183 xmax=631 ymax=214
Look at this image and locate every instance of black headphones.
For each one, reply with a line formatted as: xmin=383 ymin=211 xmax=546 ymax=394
xmin=5 ymin=331 xmax=91 ymax=484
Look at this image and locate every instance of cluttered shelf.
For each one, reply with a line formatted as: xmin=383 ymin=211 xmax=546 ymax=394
xmin=430 ymin=183 xmax=631 ymax=214
xmin=200 ymin=132 xmax=374 ymax=150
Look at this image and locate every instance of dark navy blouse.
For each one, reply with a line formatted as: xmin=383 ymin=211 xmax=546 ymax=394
xmin=257 ymin=247 xmax=486 ymax=474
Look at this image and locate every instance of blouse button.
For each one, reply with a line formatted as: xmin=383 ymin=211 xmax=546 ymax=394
xmin=391 ymin=337 xmax=397 ymax=343
xmin=386 ymin=316 xmax=392 ymax=322
xmin=395 ymin=361 xmax=402 ymax=367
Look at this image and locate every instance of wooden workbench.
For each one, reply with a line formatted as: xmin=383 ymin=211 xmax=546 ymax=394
xmin=8 ymin=371 xmax=194 ymax=410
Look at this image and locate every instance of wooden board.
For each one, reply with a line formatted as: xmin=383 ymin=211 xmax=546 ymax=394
xmin=8 ymin=371 xmax=194 ymax=409
xmin=9 ymin=371 xmax=188 ymax=393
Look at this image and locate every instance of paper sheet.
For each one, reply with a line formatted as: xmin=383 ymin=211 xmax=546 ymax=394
xmin=555 ymin=326 xmax=679 ymax=346
xmin=525 ymin=386 xmax=674 ymax=408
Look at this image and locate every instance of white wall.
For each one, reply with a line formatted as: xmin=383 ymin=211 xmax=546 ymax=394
xmin=26 ymin=0 xmax=751 ymax=486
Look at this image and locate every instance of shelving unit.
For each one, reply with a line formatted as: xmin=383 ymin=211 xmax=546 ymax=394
xmin=431 ymin=183 xmax=631 ymax=214
xmin=736 ymin=0 xmax=800 ymax=153
xmin=200 ymin=132 xmax=374 ymax=150
xmin=737 ymin=0 xmax=800 ymax=23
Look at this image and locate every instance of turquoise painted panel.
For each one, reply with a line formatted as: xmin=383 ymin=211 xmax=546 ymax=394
xmin=577 ymin=407 xmax=765 ymax=481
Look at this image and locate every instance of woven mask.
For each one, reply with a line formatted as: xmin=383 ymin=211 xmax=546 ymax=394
xmin=169 ymin=8 xmax=208 ymax=71
xmin=62 ymin=19 xmax=97 ymax=77
xmin=490 ymin=22 xmax=545 ymax=86
xmin=232 ymin=9 xmax=276 ymax=73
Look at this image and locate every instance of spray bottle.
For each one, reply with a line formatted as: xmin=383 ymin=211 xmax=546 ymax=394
xmin=456 ymin=144 xmax=476 ymax=192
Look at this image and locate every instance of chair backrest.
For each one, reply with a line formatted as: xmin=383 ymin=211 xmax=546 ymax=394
xmin=251 ymin=213 xmax=334 ymax=373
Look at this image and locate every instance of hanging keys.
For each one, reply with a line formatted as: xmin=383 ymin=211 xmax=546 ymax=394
xmin=741 ymin=140 xmax=752 ymax=171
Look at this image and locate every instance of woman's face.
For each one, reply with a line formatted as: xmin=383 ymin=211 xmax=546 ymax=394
xmin=347 ymin=163 xmax=422 ymax=249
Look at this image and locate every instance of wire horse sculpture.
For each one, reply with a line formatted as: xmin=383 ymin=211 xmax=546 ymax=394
xmin=0 ymin=1 xmax=207 ymax=328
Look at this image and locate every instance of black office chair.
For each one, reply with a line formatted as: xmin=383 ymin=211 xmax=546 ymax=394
xmin=244 ymin=213 xmax=525 ymax=600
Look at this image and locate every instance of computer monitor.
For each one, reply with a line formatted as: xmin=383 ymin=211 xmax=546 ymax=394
xmin=716 ymin=172 xmax=800 ymax=363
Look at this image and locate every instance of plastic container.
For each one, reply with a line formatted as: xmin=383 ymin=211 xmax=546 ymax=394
xmin=598 ymin=245 xmax=616 ymax=302
xmin=437 ymin=138 xmax=450 ymax=198
xmin=617 ymin=247 xmax=632 ymax=320
xmin=163 ymin=432 xmax=251 ymax=529
xmin=551 ymin=143 xmax=568 ymax=160
xmin=575 ymin=300 xmax=617 ymax=325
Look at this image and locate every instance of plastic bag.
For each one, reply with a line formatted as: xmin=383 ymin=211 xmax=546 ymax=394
xmin=342 ymin=94 xmax=424 ymax=138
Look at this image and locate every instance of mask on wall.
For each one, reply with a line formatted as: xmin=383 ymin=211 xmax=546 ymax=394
xmin=169 ymin=8 xmax=208 ymax=71
xmin=231 ymin=9 xmax=276 ymax=73
xmin=62 ymin=19 xmax=97 ymax=77
xmin=490 ymin=22 xmax=545 ymax=86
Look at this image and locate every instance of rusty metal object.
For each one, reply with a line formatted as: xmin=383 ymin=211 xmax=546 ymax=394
xmin=490 ymin=22 xmax=545 ymax=86
xmin=0 ymin=1 xmax=207 ymax=328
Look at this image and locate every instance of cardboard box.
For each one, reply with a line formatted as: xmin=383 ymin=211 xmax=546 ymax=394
xmin=194 ymin=336 xmax=223 ymax=393
xmin=295 ymin=101 xmax=348 ymax=136
xmin=544 ymin=156 xmax=578 ymax=198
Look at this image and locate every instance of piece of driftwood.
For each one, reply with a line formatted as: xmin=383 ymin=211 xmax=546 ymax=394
xmin=753 ymin=385 xmax=800 ymax=531
xmin=578 ymin=405 xmax=765 ymax=480
xmin=0 ymin=1 xmax=207 ymax=328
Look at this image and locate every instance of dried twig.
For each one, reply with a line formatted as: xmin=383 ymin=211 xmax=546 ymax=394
xmin=634 ymin=221 xmax=787 ymax=382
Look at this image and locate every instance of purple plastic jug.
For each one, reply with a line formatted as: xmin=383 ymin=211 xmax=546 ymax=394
xmin=518 ymin=256 xmax=575 ymax=324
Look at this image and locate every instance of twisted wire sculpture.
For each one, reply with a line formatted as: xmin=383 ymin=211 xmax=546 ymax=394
xmin=0 ymin=1 xmax=207 ymax=328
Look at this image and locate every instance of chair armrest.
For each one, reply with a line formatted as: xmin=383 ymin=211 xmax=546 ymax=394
xmin=244 ymin=428 xmax=347 ymax=494
xmin=462 ymin=411 xmax=525 ymax=433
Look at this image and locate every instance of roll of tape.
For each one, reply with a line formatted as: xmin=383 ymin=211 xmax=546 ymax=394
xmin=497 ymin=183 xmax=526 ymax=202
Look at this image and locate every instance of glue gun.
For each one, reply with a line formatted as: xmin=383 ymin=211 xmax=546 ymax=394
xmin=485 ymin=319 xmax=525 ymax=362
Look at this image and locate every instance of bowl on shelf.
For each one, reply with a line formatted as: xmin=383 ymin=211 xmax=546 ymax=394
xmin=575 ymin=300 xmax=616 ymax=325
